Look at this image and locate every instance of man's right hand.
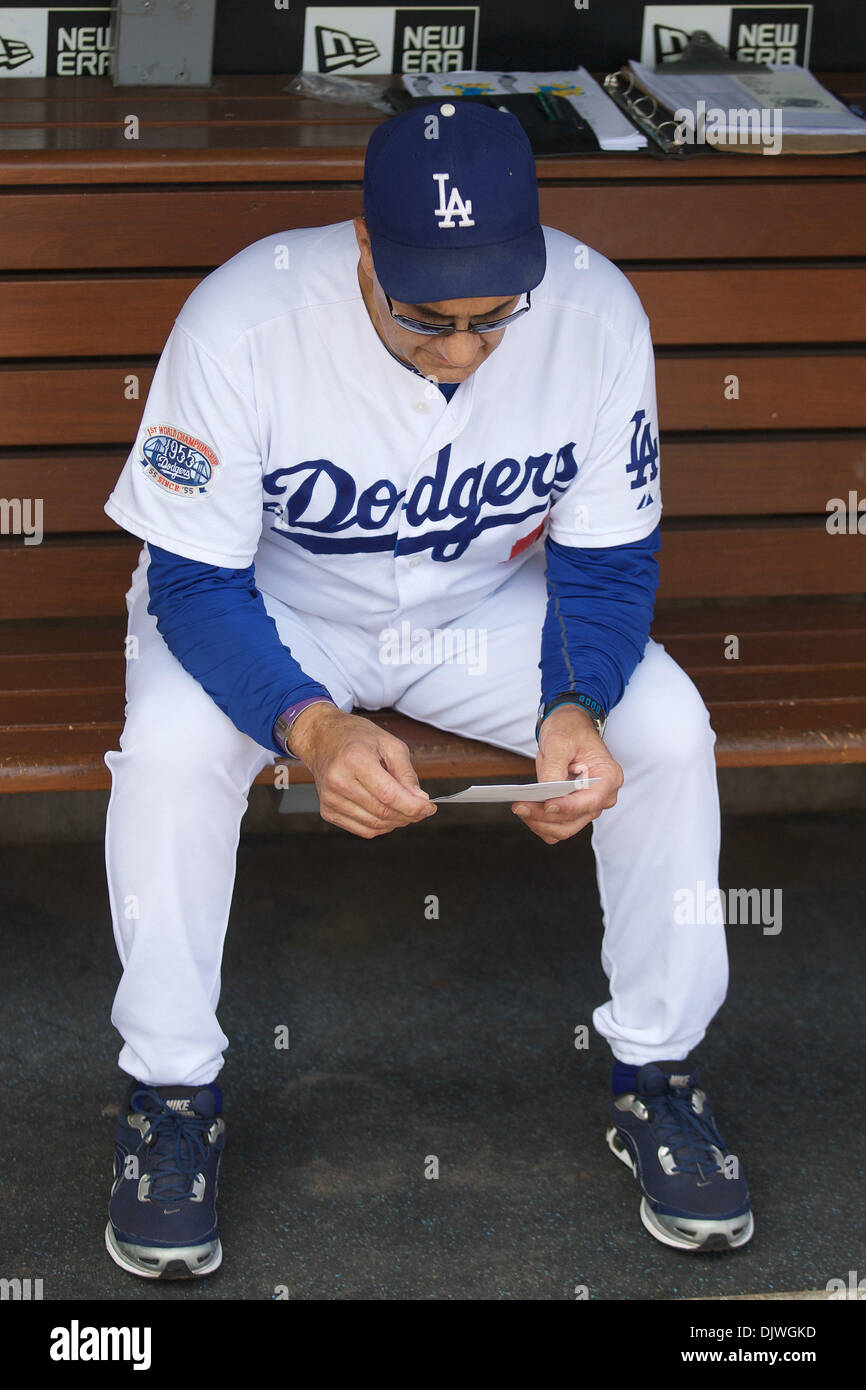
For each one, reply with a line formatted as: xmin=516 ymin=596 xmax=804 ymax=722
xmin=286 ymin=703 xmax=437 ymax=839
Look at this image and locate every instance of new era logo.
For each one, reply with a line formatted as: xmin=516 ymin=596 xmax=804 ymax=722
xmin=652 ymin=24 xmax=691 ymax=65
xmin=315 ymin=25 xmax=380 ymax=72
xmin=0 ymin=35 xmax=33 ymax=70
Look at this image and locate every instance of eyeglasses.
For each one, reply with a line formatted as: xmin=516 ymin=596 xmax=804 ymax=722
xmin=384 ymin=290 xmax=531 ymax=337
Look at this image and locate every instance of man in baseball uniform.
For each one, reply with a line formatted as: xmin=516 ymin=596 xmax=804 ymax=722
xmin=102 ymin=102 xmax=752 ymax=1280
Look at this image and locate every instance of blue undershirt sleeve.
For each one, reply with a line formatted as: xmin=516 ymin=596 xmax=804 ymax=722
xmin=540 ymin=525 xmax=661 ymax=716
xmin=144 ymin=543 xmax=334 ymax=755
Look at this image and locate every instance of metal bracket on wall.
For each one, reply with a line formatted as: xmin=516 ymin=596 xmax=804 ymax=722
xmin=111 ymin=0 xmax=216 ymax=87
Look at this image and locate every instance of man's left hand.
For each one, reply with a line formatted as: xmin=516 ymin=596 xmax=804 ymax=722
xmin=512 ymin=705 xmax=623 ymax=845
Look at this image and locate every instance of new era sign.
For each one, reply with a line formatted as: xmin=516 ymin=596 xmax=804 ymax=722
xmin=0 ymin=6 xmax=112 ymax=78
xmin=303 ymin=6 xmax=479 ymax=76
xmin=641 ymin=5 xmax=813 ymax=68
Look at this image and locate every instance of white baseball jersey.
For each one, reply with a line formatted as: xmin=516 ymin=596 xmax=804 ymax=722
xmin=105 ymin=219 xmax=662 ymax=633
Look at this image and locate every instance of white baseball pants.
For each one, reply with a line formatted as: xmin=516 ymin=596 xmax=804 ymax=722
xmin=104 ymin=546 xmax=728 ymax=1086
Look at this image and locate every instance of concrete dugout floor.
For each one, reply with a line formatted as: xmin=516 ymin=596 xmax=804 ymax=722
xmin=0 ymin=810 xmax=863 ymax=1301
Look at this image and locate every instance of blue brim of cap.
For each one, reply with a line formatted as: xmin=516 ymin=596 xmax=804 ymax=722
xmin=369 ymin=223 xmax=547 ymax=304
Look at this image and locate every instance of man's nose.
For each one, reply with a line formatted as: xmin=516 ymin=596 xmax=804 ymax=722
xmin=435 ymin=330 xmax=483 ymax=366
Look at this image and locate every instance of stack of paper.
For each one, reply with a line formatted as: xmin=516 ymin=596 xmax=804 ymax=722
xmin=402 ymin=69 xmax=646 ymax=151
xmin=433 ymin=777 xmax=599 ymax=804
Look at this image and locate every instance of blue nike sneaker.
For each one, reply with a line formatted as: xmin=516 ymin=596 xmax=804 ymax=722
xmin=606 ymin=1063 xmax=754 ymax=1252
xmin=105 ymin=1081 xmax=225 ymax=1279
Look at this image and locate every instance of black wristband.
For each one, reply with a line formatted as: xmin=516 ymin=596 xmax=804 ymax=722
xmin=536 ymin=692 xmax=607 ymax=741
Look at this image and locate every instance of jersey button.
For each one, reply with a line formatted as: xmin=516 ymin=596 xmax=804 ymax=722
xmin=412 ymin=401 xmax=429 ymax=413
xmin=409 ymin=555 xmax=423 ymax=568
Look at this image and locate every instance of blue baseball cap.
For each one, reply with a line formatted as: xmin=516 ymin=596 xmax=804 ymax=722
xmin=362 ymin=100 xmax=546 ymax=304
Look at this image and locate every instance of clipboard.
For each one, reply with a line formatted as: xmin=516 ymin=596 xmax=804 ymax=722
xmin=602 ymin=67 xmax=712 ymax=158
xmin=605 ymin=32 xmax=866 ymax=158
xmin=603 ymin=30 xmax=764 ymax=157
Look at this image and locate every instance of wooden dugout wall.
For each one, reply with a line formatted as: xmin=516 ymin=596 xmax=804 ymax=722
xmin=0 ymin=75 xmax=864 ymax=786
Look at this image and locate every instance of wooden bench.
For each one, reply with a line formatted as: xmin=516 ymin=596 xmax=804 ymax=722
xmin=1 ymin=74 xmax=865 ymax=792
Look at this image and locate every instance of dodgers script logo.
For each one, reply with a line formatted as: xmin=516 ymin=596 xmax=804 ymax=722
xmin=140 ymin=425 xmax=219 ymax=497
xmin=262 ymin=441 xmax=579 ymax=562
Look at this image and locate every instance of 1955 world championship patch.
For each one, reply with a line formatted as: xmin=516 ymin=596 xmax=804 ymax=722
xmin=139 ymin=425 xmax=219 ymax=497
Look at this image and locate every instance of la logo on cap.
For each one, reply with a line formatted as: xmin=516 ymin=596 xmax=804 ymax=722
xmin=433 ymin=172 xmax=475 ymax=228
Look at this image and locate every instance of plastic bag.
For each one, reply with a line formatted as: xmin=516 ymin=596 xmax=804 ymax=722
xmin=284 ymin=72 xmax=394 ymax=113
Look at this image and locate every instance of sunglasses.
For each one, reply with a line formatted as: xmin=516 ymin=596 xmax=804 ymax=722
xmin=384 ymin=290 xmax=532 ymax=337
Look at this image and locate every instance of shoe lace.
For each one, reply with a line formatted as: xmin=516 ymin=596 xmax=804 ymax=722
xmin=131 ymin=1088 xmax=214 ymax=1202
xmin=648 ymin=1089 xmax=726 ymax=1181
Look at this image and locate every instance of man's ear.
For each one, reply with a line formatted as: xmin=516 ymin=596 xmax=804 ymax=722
xmin=354 ymin=216 xmax=374 ymax=276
